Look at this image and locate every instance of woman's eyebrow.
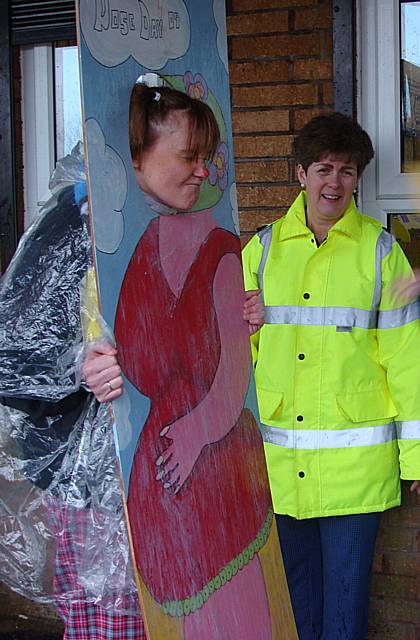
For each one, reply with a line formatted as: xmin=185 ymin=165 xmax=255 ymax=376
xmin=314 ymin=162 xmax=333 ymax=168
xmin=315 ymin=162 xmax=356 ymax=170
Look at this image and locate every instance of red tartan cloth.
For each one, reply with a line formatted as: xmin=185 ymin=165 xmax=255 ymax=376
xmin=48 ymin=499 xmax=146 ymax=640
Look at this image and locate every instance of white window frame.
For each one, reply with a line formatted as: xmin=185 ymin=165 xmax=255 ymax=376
xmin=358 ymin=0 xmax=420 ymax=225
xmin=21 ymin=44 xmax=55 ymax=228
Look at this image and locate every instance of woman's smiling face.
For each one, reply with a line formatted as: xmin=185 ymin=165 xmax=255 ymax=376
xmin=297 ymin=154 xmax=359 ymax=226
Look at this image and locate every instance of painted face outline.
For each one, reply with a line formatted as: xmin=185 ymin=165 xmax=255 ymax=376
xmin=297 ymin=154 xmax=359 ymax=226
xmin=132 ymin=111 xmax=209 ymax=212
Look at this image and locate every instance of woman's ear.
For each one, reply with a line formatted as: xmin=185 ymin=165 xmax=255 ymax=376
xmin=296 ymin=164 xmax=306 ymax=187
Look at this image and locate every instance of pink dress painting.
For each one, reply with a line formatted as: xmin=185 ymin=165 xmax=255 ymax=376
xmin=114 ymin=208 xmax=273 ymax=626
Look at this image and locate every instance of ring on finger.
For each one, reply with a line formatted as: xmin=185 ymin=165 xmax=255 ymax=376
xmin=106 ymin=381 xmax=113 ymax=393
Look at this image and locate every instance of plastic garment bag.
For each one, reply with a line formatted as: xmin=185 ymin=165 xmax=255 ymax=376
xmin=0 ymin=144 xmax=139 ymax=614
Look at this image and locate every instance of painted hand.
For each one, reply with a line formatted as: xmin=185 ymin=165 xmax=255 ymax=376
xmin=243 ymin=289 xmax=265 ymax=335
xmin=155 ymin=415 xmax=205 ymax=494
xmin=83 ymin=342 xmax=124 ymax=402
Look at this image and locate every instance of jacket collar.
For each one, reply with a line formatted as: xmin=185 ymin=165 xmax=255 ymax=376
xmin=279 ymin=191 xmax=362 ymax=242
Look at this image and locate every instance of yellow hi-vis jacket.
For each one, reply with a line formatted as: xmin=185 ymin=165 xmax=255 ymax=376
xmin=242 ymin=191 xmax=420 ymax=519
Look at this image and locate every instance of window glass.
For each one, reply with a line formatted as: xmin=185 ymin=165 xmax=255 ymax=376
xmin=21 ymin=43 xmax=82 ymax=230
xmin=54 ymin=45 xmax=82 ymax=159
xmin=401 ymin=1 xmax=420 ymax=172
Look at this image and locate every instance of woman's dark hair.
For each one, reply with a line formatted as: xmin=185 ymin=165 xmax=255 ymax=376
xmin=129 ymin=83 xmax=220 ymax=164
xmin=293 ymin=112 xmax=374 ymax=176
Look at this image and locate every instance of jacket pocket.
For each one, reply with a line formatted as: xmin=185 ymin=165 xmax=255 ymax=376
xmin=336 ymin=388 xmax=397 ymax=423
xmin=256 ymin=386 xmax=284 ymax=422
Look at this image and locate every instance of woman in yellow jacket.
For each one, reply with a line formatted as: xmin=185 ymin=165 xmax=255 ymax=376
xmin=242 ymin=112 xmax=420 ymax=640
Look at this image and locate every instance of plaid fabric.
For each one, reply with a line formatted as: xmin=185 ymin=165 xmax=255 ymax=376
xmin=49 ymin=500 xmax=146 ymax=639
xmin=59 ymin=601 xmax=145 ymax=640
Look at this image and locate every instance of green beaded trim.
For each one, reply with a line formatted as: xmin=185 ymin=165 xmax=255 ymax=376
xmin=162 ymin=507 xmax=273 ymax=618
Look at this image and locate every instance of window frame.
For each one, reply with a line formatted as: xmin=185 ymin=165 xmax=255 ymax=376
xmin=358 ymin=0 xmax=420 ymax=224
xmin=0 ymin=3 xmax=17 ymax=273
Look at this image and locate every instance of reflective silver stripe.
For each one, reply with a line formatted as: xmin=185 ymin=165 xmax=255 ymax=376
xmin=372 ymin=230 xmax=395 ymax=311
xmin=257 ymin=226 xmax=273 ymax=301
xmin=257 ymin=224 xmax=417 ymax=330
xmin=265 ymin=305 xmax=376 ymax=329
xmin=377 ymin=300 xmax=420 ymax=329
xmin=395 ymin=420 xmax=420 ymax=440
xmin=262 ymin=423 xmax=396 ymax=449
xmin=264 ymin=301 xmax=420 ymax=329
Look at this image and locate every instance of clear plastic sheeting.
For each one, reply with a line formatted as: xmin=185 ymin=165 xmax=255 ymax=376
xmin=0 ymin=145 xmax=139 ymax=615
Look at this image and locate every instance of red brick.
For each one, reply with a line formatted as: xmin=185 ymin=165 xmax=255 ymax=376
xmin=375 ymin=526 xmax=416 ymax=553
xmin=294 ymin=5 xmax=333 ymax=31
xmin=320 ymin=29 xmax=333 ymax=57
xmin=402 ymin=480 xmax=420 ymax=505
xmin=230 ymin=32 xmax=321 ymax=59
xmin=368 ymin=596 xmax=387 ymax=624
xmin=232 ymin=84 xmax=318 ymax=108
xmin=371 ymin=574 xmax=418 ymax=601
xmin=380 ymin=509 xmax=397 ymax=527
xmin=366 ymin=622 xmax=416 ymax=640
xmin=237 ymin=184 xmax=299 ymax=207
xmin=233 ymin=134 xmax=293 ymax=158
xmin=227 ymin=11 xmax=288 ymax=36
xmin=235 ymin=159 xmax=289 ymax=182
xmin=387 ymin=599 xmax=420 ymax=624
xmin=240 ymin=232 xmax=255 ymax=249
xmin=229 ymin=60 xmax=289 ymax=84
xmin=322 ymin=81 xmax=334 ymax=105
xmin=382 ymin=551 xmax=420 ymax=578
xmin=239 ymin=209 xmax=285 ymax=233
xmin=232 ymin=109 xmax=290 ymax=133
xmin=382 ymin=505 xmax=420 ymax=529
xmin=293 ymin=59 xmax=333 ymax=81
xmin=294 ymin=107 xmax=331 ymax=130
xmin=230 ymin=0 xmax=317 ymax=10
xmin=373 ymin=551 xmax=385 ymax=574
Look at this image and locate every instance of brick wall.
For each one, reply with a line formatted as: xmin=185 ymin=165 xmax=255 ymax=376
xmin=227 ymin=2 xmax=420 ymax=638
xmin=227 ymin=0 xmax=333 ymax=243
xmin=369 ymin=485 xmax=420 ymax=639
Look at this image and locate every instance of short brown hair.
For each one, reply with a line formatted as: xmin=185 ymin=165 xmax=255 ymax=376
xmin=129 ymin=83 xmax=220 ymax=163
xmin=293 ymin=112 xmax=374 ymax=176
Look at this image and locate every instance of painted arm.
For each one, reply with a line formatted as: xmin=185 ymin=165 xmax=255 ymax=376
xmin=156 ymin=254 xmax=251 ymax=493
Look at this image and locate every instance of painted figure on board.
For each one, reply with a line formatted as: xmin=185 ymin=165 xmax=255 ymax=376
xmin=84 ymin=78 xmax=276 ymax=639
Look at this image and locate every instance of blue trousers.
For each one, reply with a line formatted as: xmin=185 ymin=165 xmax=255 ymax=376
xmin=276 ymin=513 xmax=381 ymax=640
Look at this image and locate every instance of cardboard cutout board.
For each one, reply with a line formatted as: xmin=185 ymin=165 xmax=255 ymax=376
xmin=77 ymin=1 xmax=297 ymax=638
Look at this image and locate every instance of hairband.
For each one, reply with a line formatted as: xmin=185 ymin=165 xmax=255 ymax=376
xmin=153 ymin=91 xmax=161 ymax=102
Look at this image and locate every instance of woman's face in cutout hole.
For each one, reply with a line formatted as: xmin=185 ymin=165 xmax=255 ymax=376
xmin=132 ymin=111 xmax=209 ymax=211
